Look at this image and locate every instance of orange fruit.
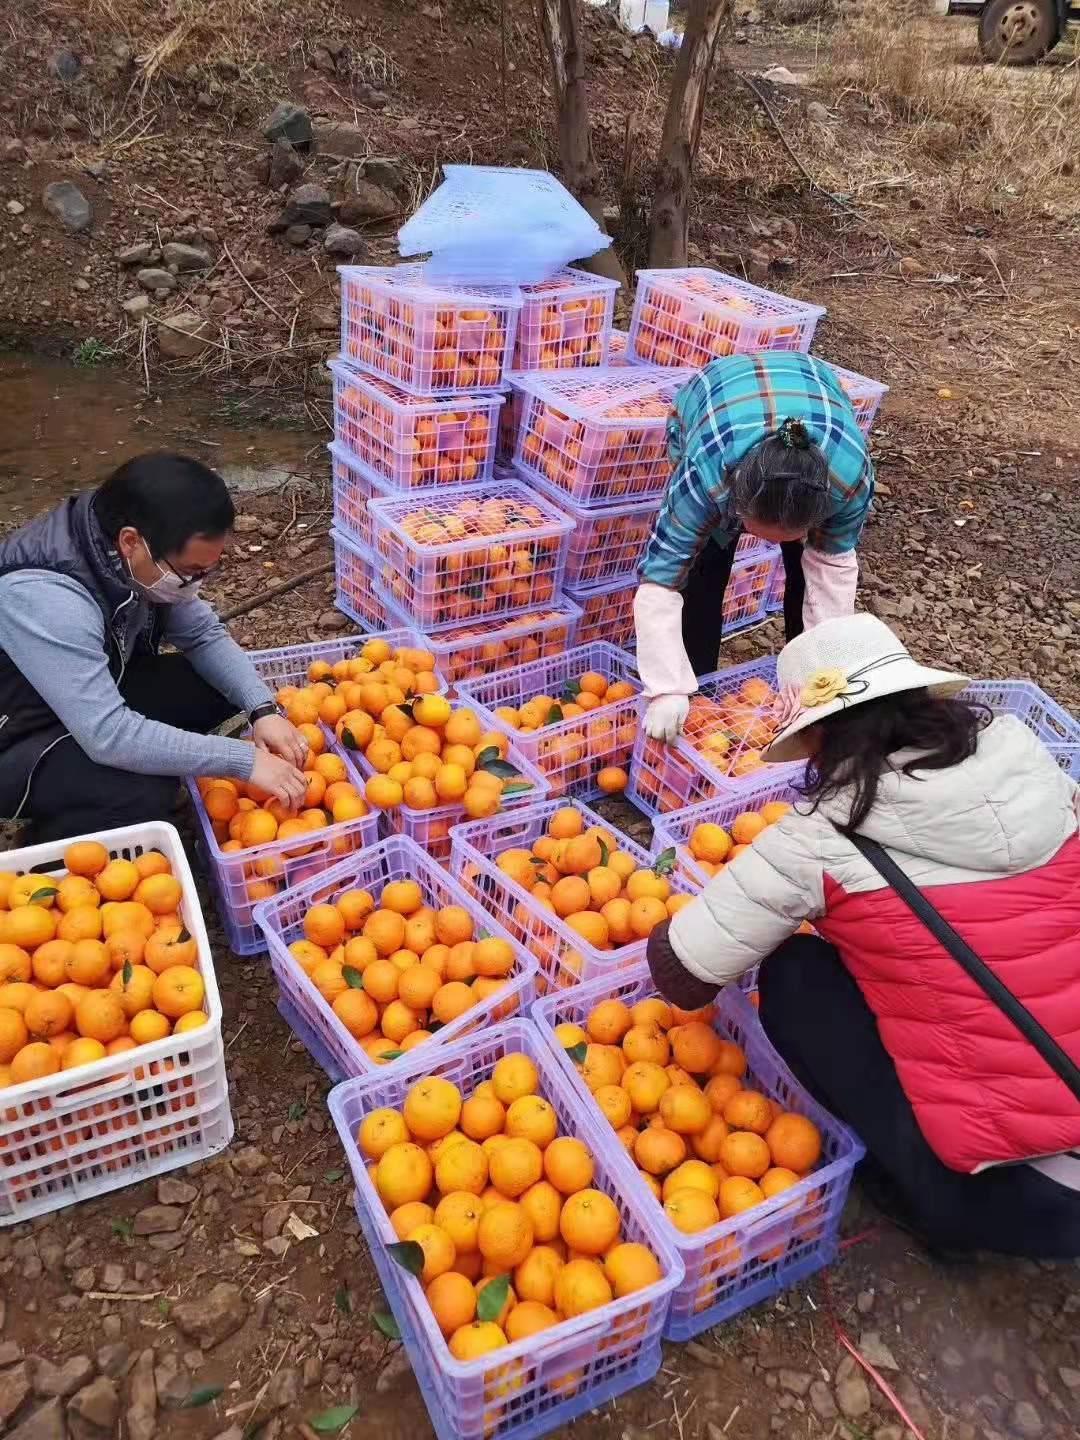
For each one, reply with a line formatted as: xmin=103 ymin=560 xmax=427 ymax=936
xmin=460 ymin=1092 xmax=506 ymax=1143
xmin=489 ymin=1137 xmax=543 ymax=1198
xmin=559 ymin=1189 xmax=620 ymax=1255
xmin=305 ymin=904 xmax=346 ymax=950
xmin=604 ymin=1242 xmax=662 ymax=1298
xmin=10 ymin=1040 xmax=60 ymax=1082
xmin=448 ymin=1321 xmax=508 ymax=1362
xmin=173 ymin=1011 xmax=207 ymax=1035
xmin=0 ymin=1008 xmax=29 ymax=1064
xmin=64 ymin=840 xmax=110 ymax=877
xmin=622 ymin=1060 xmax=670 ymax=1116
xmin=143 ymin=927 xmax=196 ymax=974
xmin=31 ymin=940 xmax=72 ymax=989
xmin=629 ymin=896 xmax=667 ymax=939
xmin=664 ymin=1188 xmax=720 ymax=1234
xmin=623 ymin=1022 xmax=670 ymax=1067
xmin=435 ymin=1138 xmax=489 ymax=1197
xmin=689 ymin=824 xmax=732 ymax=865
xmin=634 ymin=1126 xmax=686 ymax=1177
xmin=478 ymin=1200 xmax=534 ymax=1269
xmin=722 ymin=1089 xmax=773 ymax=1135
xmin=580 ymin=1045 xmax=622 ymax=1093
xmin=130 ymin=1010 xmax=171 ymax=1045
xmin=548 ymin=807 xmax=584 ymax=840
xmin=730 ymin=812 xmax=767 ymax=846
xmin=359 ymin=1108 xmax=410 ymax=1161
xmin=630 ymin=998 xmax=673 ymax=1030
xmin=491 ymin=1053 xmax=538 ymax=1105
xmin=96 ymin=859 xmax=141 ymax=902
xmin=434 ymin=1191 xmax=484 ymax=1253
xmin=102 ymin=902 xmax=156 ymax=940
xmin=336 ymin=889 xmax=376 ymax=931
xmin=710 ymin=1039 xmax=748 ymax=1078
xmin=57 ymin=904 xmax=104 ymax=943
xmin=404 ymin=1076 xmax=463 ymax=1142
xmin=432 ymin=981 xmax=475 ymax=1025
xmin=505 ymin=1096 xmax=557 ymax=1149
xmin=760 ymin=1167 xmax=802 ymax=1200
xmin=0 ymin=983 xmax=35 ymax=1015
xmin=661 ymin=1159 xmax=720 ymax=1202
xmin=593 ymin=1084 xmax=633 ymax=1130
xmin=704 ymin=1074 xmax=742 ymax=1112
xmin=554 ymin=1258 xmax=612 ymax=1318
xmin=670 ymin=1022 xmax=722 ymax=1075
xmin=332 ymin=988 xmax=378 ymax=1039
xmin=519 ymin=1180 xmax=562 ymax=1244
xmin=109 ymin=963 xmax=156 ymax=1018
xmin=376 ymin=1142 xmax=434 ymax=1209
xmin=718 ymin=1130 xmax=772 ymax=1180
xmin=426 ymin=1271 xmax=477 ymax=1338
xmin=542 ymin=1136 xmax=594 ymax=1194
xmin=691 ymin=1114 xmax=731 ymax=1163
xmin=63 ymin=938 xmax=110 ymax=987
xmin=0 ymin=944 xmax=32 ymax=985
xmin=586 ymin=999 xmax=633 ymax=1046
xmin=512 ymin=1247 xmax=564 ymax=1309
xmin=134 ymin=850 xmax=172 ymax=880
xmin=473 ymin=937 xmax=514 ymax=979
xmin=4 ymin=906 xmax=55 ymax=952
xmin=658 ymin=1085 xmax=713 ymax=1136
xmin=381 ymin=880 xmax=424 ymax=917
xmin=55 ymin=875 xmax=100 ymax=913
xmin=765 ymin=1113 xmax=822 ymax=1172
xmin=596 ymin=767 xmax=628 ymax=795
xmin=151 ymin=965 xmax=205 ymax=1018
xmin=74 ymin=991 xmax=127 ymax=1044
xmin=406 ymin=1222 xmax=457 ymax=1284
xmin=133 ymin=873 xmax=182 ymax=916
xmin=390 ymin=1200 xmax=435 ymax=1241
xmin=718 ymin=1175 xmax=766 ymax=1218
xmin=104 ymin=931 xmax=146 ymax=974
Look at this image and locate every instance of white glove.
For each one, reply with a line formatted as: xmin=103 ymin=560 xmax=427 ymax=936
xmin=644 ymin=695 xmax=690 ymax=743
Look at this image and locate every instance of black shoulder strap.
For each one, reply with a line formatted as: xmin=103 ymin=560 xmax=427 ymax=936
xmin=845 ymin=829 xmax=1080 ymax=1104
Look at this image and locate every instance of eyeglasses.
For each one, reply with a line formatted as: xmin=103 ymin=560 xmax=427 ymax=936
xmin=158 ymin=556 xmax=221 ymax=587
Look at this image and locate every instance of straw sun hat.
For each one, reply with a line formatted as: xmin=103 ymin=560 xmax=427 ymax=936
xmin=762 ymin=614 xmax=969 ymax=764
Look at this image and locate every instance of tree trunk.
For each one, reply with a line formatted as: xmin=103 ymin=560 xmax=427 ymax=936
xmin=649 ymin=0 xmax=731 ymax=268
xmin=536 ymin=0 xmax=626 ymax=286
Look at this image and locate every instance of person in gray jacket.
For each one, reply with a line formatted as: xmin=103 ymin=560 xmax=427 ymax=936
xmin=0 ymin=452 xmax=310 ymax=844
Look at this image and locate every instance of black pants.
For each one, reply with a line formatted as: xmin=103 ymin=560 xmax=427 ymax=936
xmin=758 ymin=935 xmax=1080 ymax=1258
xmin=25 ymin=654 xmax=237 ymax=846
xmin=681 ymin=536 xmax=805 ymax=678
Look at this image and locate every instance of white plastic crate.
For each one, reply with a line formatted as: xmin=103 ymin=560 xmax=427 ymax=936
xmin=381 ymin=592 xmax=582 ymax=688
xmin=455 ymin=641 xmax=642 ymax=800
xmin=512 ymin=367 xmax=694 ymax=509
xmin=496 ymin=376 xmax=527 ymax=464
xmin=0 ymin=822 xmax=231 ymax=1224
xmin=332 ymin=527 xmax=389 ymax=632
xmin=566 ymin=577 xmax=637 ymax=651
xmin=818 ymin=360 xmax=889 ymax=435
xmin=330 ymin=442 xmax=391 ymax=553
xmin=551 ymin=489 xmax=658 ymax=593
xmin=513 ymin=268 xmax=618 ymax=371
xmin=368 ymin=480 xmax=575 ymax=629
xmin=338 ymin=264 xmax=522 ymax=395
xmin=330 ymin=363 xmax=504 ymax=490
xmin=607 ymin=328 xmax=631 ymax=366
xmin=629 ymin=268 xmax=825 ymax=366
xmin=724 ymin=550 xmax=780 ymax=635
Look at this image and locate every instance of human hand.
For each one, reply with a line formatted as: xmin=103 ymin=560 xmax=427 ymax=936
xmin=249 ymin=748 xmax=308 ymax=810
xmin=644 ymin=694 xmax=690 ymax=743
xmin=253 ymin=712 xmax=308 ymax=768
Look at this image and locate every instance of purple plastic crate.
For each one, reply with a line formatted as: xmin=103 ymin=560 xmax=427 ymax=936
xmin=513 ymin=267 xmax=618 ymax=371
xmin=330 ymin=362 xmax=505 ymax=489
xmin=455 ymin=641 xmax=641 ymax=800
xmin=338 ymin=264 xmax=522 ymax=396
xmin=652 ymin=773 xmax=805 ymax=888
xmin=188 ymin=737 xmax=380 ymax=956
xmin=606 ymin=328 xmax=631 ymax=366
xmin=964 ymin=680 xmax=1080 ymax=781
xmin=331 ymin=527 xmax=388 ymax=632
xmin=531 ymin=963 xmax=864 ymax=1340
xmin=517 ymin=475 xmax=658 ymax=593
xmin=629 ymin=267 xmax=825 ymax=367
xmin=765 ymin=549 xmax=786 ymax=615
xmin=326 ymin=1017 xmax=684 ymax=1440
xmin=378 ymin=589 xmax=583 ymax=690
xmin=247 ymin=628 xmax=450 ymax=697
xmin=449 ymin=796 xmax=694 ymax=993
xmin=497 ymin=377 xmax=527 ymax=463
xmin=566 ymin=576 xmax=637 ymax=651
xmin=628 ymin=657 xmax=805 ymax=817
xmin=255 ymin=836 xmax=538 ymax=1080
xmin=330 ymin=440 xmax=392 ymax=551
xmin=512 ymin=366 xmax=694 ymax=509
xmin=818 ymin=360 xmax=888 ymax=436
xmin=369 ymin=479 xmax=575 ymax=630
xmin=723 ymin=550 xmax=780 ymax=636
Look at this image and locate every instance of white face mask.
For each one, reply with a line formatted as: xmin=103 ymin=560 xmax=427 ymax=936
xmin=127 ymin=539 xmax=205 ymax=605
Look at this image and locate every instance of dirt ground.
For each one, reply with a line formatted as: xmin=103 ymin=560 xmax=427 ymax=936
xmin=1 ymin=3 xmax=1080 ymax=1440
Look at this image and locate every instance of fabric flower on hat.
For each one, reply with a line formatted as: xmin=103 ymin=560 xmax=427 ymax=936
xmin=800 ymin=668 xmax=851 ymax=709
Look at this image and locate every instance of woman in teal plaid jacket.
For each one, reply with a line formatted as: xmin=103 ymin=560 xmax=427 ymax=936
xmin=634 ymin=351 xmax=876 ymax=743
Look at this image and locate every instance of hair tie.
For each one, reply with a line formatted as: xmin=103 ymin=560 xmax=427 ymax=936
xmin=777 ymin=417 xmax=811 ymax=451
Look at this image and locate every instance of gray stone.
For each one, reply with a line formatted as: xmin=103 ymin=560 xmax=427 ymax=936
xmin=146 ymin=1233 xmax=185 ymax=1253
xmin=74 ymin=279 xmax=90 ymax=292
xmin=117 ymin=242 xmax=153 ymax=266
xmin=94 ymin=1347 xmax=129 ymax=1381
xmin=68 ymin=1377 xmax=119 ymax=1432
xmin=872 ymin=1428 xmax=903 ymax=1440
xmin=1010 ymin=1401 xmax=1042 ymax=1437
xmin=34 ymin=1358 xmax=95 ymax=1400
xmin=156 ymin=1178 xmax=197 ymax=1206
xmin=943 ymin=1346 xmax=965 ymax=1369
xmin=808 ymin=1380 xmax=836 ymax=1420
xmin=270 ymin=182 xmax=333 ymax=232
xmin=894 ymin=1376 xmax=931 ymax=1430
xmin=122 ymin=295 xmax=151 ymax=316
xmin=0 ymin=1362 xmax=30 ymax=1423
xmin=127 ymin=1352 xmax=155 ymax=1422
xmin=3 ymin=139 xmax=27 ymax=162
xmin=284 ymin=224 xmax=312 ymax=246
xmin=267 ymin=138 xmax=304 ymax=189
xmin=836 ymin=1374 xmax=871 ymax=1419
xmin=42 ymin=181 xmax=92 ymax=231
xmin=337 ymin=181 xmax=398 ymax=225
xmin=161 ymin=243 xmax=210 ymax=272
xmin=7 ymin=200 xmax=25 ymax=215
xmin=133 ymin=1206 xmax=183 ymax=1236
xmin=317 ymin=611 xmax=348 ymax=632
xmin=0 ymin=1341 xmax=23 ymax=1366
xmin=778 ymin=1370 xmax=812 ymax=1396
xmin=49 ymin=49 xmax=82 ymax=82
xmin=263 ymin=101 xmax=312 ymax=148
xmin=1059 ymin=1366 xmax=1080 ymax=1390
xmin=8 ymin=1398 xmax=66 ymax=1440
xmin=323 ymin=223 xmax=363 ymax=257
xmin=856 ymin=1289 xmax=875 ymax=1313
xmin=265 ymin=1368 xmax=298 ymax=1410
xmin=262 ymin=1204 xmax=291 ymax=1241
xmin=806 ymin=101 xmax=829 ymax=123
xmin=171 ymin=1284 xmax=247 ymax=1350
xmin=315 ymin=121 xmax=368 ymax=159
xmin=361 ymin=157 xmax=409 ymax=196
xmin=157 ymin=1366 xmax=194 ymax=1411
xmin=136 ymin=269 xmax=175 ymax=293
xmin=99 ymin=1265 xmax=124 ymax=1294
xmin=858 ymin=1331 xmax=899 ymax=1371
xmin=232 ymin=1147 xmax=269 ymax=1176
xmin=126 ymin=1407 xmax=154 ymax=1440
xmin=100 ymin=1319 xmax=122 ymax=1343
xmin=301 ymin=1356 xmax=322 ymax=1389
xmin=157 ymin=310 xmax=216 ymax=361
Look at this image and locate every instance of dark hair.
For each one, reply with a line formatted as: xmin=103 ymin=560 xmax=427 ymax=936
xmin=799 ymin=689 xmax=989 ymax=835
xmin=94 ymin=452 xmax=235 ymax=557
xmin=730 ymin=419 xmax=831 ymax=534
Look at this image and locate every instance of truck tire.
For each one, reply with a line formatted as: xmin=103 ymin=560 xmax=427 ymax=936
xmin=977 ymin=0 xmax=1060 ymax=62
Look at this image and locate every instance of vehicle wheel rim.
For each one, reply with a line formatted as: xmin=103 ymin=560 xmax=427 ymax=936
xmin=996 ymin=2 xmax=1041 ymax=43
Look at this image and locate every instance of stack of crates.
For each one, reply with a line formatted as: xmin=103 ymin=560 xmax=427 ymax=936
xmin=331 ymin=263 xmax=626 ymax=683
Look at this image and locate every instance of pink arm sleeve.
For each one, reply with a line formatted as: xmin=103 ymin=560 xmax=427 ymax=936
xmin=801 ymin=547 xmax=859 ymax=630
